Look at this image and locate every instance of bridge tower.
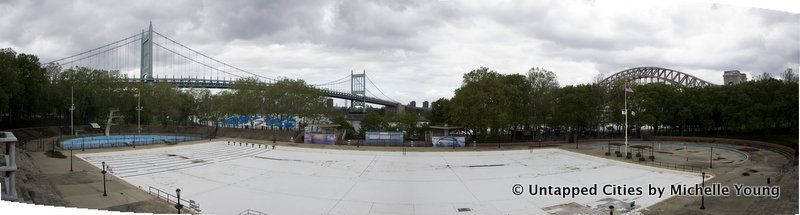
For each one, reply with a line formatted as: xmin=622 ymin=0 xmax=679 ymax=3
xmin=350 ymin=70 xmax=367 ymax=112
xmin=140 ymin=22 xmax=153 ymax=81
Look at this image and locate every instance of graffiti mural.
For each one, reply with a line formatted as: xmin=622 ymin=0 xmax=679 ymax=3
xmin=221 ymin=116 xmax=297 ymax=129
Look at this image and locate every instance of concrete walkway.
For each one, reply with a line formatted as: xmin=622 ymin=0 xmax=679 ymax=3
xmin=18 ymin=146 xmax=184 ymax=213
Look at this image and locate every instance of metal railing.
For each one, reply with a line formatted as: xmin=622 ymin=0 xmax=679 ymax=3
xmin=148 ymin=186 xmax=201 ymax=212
xmin=641 ymin=160 xmax=701 ymax=172
xmin=239 ymin=209 xmax=268 ymax=215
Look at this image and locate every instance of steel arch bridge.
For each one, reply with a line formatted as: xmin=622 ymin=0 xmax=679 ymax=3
xmin=598 ymin=67 xmax=715 ymax=88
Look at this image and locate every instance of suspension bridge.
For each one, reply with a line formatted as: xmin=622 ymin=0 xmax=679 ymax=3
xmin=45 ymin=23 xmax=400 ymax=110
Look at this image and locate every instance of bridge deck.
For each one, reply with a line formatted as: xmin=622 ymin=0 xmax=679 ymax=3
xmin=125 ymin=78 xmax=399 ymax=107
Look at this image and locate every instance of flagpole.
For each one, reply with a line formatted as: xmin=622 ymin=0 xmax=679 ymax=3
xmin=624 ymin=84 xmax=629 ymax=158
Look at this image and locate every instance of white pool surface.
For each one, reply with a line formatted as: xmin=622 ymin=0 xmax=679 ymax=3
xmin=78 ymin=141 xmax=700 ymax=215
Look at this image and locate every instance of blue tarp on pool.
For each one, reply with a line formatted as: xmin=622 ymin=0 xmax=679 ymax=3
xmin=60 ymin=135 xmax=201 ymax=150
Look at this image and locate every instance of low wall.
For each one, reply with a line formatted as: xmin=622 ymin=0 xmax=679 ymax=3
xmin=4 ymin=126 xmax=796 ymax=163
xmin=654 ymin=136 xmax=797 ymax=160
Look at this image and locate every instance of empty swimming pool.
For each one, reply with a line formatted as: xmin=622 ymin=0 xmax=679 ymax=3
xmin=60 ymin=134 xmax=201 ymax=150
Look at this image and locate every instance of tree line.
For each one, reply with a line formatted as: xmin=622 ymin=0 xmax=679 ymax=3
xmin=0 ymin=48 xmax=429 ymax=140
xmin=2 ymin=48 xmax=797 ymax=145
xmin=429 ymin=67 xmax=798 ymax=145
xmin=0 ymin=48 xmax=331 ymax=129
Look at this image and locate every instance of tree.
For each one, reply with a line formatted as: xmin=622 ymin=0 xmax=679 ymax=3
xmin=782 ymin=68 xmax=798 ymax=83
xmin=632 ymin=83 xmax=678 ymax=135
xmin=269 ymin=78 xmax=328 ymax=126
xmin=0 ymin=48 xmax=49 ymax=124
xmin=397 ymin=112 xmax=419 ymax=139
xmin=360 ymin=111 xmax=386 ymax=135
xmin=449 ymin=67 xmax=507 ymax=140
xmin=527 ymin=67 xmax=559 ymax=131
xmin=331 ymin=115 xmax=356 ymax=139
xmin=553 ymin=84 xmax=603 ymax=135
xmin=428 ymin=98 xmax=451 ymax=126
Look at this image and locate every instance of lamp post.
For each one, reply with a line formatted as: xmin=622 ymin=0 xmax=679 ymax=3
xmin=709 ymin=146 xmax=713 ymax=169
xmin=136 ymin=89 xmax=143 ymax=134
xmin=700 ymin=172 xmax=706 ymax=210
xmin=70 ymin=86 xmax=75 ymax=136
xmin=101 ymin=161 xmax=107 ymax=196
xmin=70 ymin=149 xmax=73 ymax=172
xmin=175 ymin=188 xmax=183 ymax=214
xmin=685 ymin=144 xmax=688 ymax=161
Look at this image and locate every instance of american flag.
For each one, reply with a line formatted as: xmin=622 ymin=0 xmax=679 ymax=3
xmin=624 ymin=85 xmax=634 ymax=93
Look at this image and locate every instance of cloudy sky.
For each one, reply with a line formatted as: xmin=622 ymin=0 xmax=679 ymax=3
xmin=0 ymin=0 xmax=797 ymax=104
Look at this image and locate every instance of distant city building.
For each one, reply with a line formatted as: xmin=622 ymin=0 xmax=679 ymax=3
xmin=409 ymin=101 xmax=416 ymax=108
xmin=723 ymin=70 xmax=747 ymax=85
xmin=422 ymin=101 xmax=429 ymax=109
xmin=326 ymin=98 xmax=333 ymax=107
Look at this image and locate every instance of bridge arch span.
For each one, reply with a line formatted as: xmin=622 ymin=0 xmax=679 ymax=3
xmin=598 ymin=67 xmax=715 ymax=88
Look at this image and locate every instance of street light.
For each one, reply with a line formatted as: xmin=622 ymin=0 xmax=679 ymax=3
xmin=101 ymin=161 xmax=107 ymax=196
xmin=175 ymin=188 xmax=183 ymax=214
xmin=700 ymin=172 xmax=706 ymax=210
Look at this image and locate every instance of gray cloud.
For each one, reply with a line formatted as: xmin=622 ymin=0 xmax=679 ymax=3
xmin=0 ymin=0 xmax=797 ymax=103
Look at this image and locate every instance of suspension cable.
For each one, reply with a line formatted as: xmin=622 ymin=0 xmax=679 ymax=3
xmin=153 ymin=42 xmax=244 ymax=79
xmin=47 ymin=33 xmax=142 ymax=64
xmin=152 ymin=31 xmax=276 ymax=82
xmin=366 ymin=75 xmax=398 ymax=103
xmin=310 ymin=74 xmax=351 ymax=86
xmin=311 ymin=75 xmax=350 ymax=87
xmin=59 ymin=38 xmax=140 ymax=66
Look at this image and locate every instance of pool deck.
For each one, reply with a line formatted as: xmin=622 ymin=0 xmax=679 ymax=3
xmin=12 ymin=137 xmax=798 ymax=214
xmin=78 ymin=141 xmax=703 ymax=214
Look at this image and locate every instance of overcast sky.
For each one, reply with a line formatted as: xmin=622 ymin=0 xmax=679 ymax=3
xmin=0 ymin=0 xmax=797 ymax=104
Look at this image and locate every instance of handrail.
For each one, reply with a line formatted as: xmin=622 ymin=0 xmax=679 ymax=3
xmin=239 ymin=209 xmax=268 ymax=215
xmin=148 ymin=186 xmax=201 ymax=212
